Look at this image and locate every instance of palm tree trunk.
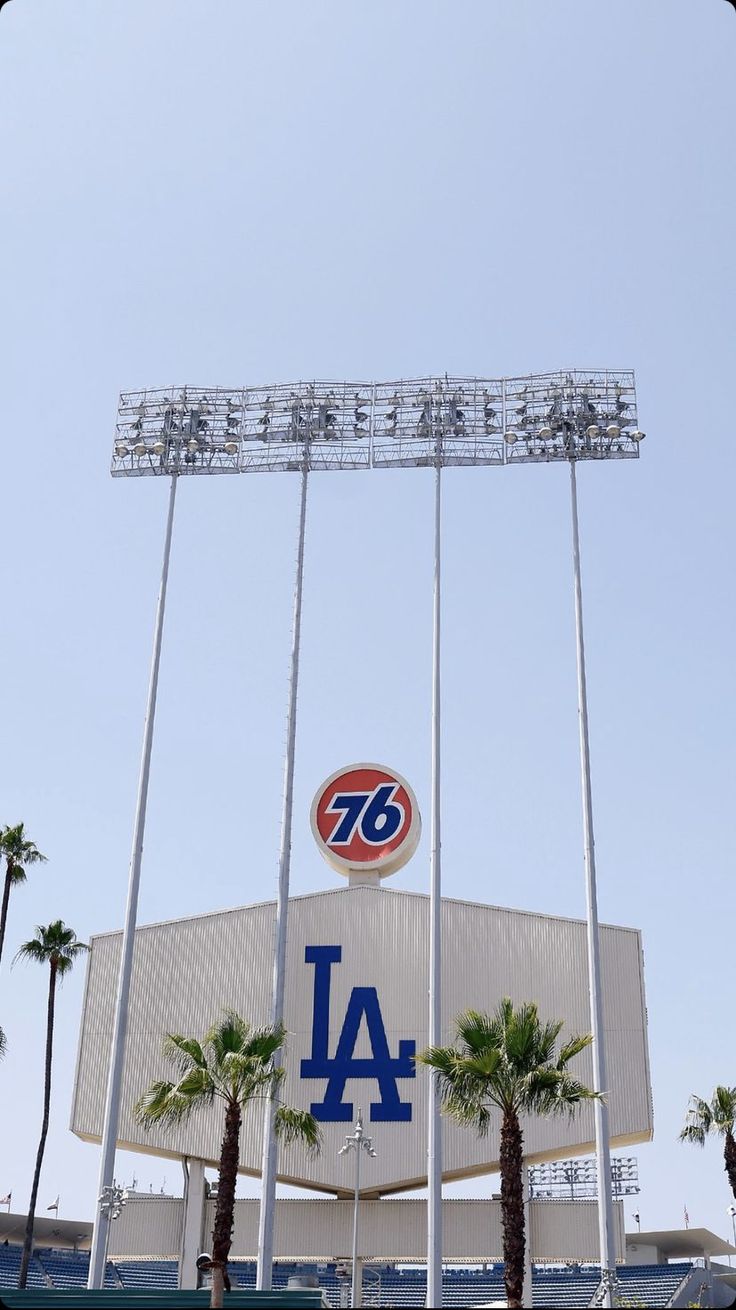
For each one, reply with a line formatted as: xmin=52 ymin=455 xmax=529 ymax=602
xmin=0 ymin=861 xmax=13 ymax=966
xmin=724 ymin=1130 xmax=736 ymax=1198
xmin=499 ymin=1107 xmax=525 ymax=1310
xmin=18 ymin=961 xmax=56 ymax=1288
xmin=210 ymin=1097 xmax=242 ymax=1310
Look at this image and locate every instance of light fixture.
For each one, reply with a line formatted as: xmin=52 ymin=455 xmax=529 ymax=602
xmin=187 ymin=438 xmax=198 ymax=452
xmin=538 ymin=426 xmax=553 ymax=441
xmin=606 ymin=423 xmax=620 ymax=440
xmin=631 ymin=430 xmax=645 ymax=442
xmin=224 ymin=441 xmax=238 ymax=455
xmin=115 ymin=443 xmax=129 ymax=457
xmin=586 ymin=425 xmax=600 ymax=440
xmin=504 ymin=431 xmax=519 ymax=444
xmin=152 ymin=440 xmax=165 ymax=455
xmin=134 ymin=441 xmax=147 ymax=456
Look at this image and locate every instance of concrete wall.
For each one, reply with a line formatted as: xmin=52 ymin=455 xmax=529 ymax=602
xmin=108 ymin=1195 xmax=625 ymax=1264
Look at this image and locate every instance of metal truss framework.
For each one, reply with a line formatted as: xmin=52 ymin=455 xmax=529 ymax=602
xmin=112 ymin=370 xmax=643 ymax=476
xmin=529 ymin=1156 xmax=640 ymax=1202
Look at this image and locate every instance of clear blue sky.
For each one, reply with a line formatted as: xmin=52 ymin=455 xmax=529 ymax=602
xmin=1 ymin=0 xmax=735 ymax=1244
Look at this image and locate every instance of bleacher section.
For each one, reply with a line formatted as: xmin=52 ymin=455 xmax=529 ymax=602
xmin=0 ymin=1246 xmax=118 ymax=1292
xmin=617 ymin=1263 xmax=695 ymax=1307
xmin=0 ymin=1246 xmax=701 ymax=1305
xmin=0 ymin=1243 xmax=47 ymax=1289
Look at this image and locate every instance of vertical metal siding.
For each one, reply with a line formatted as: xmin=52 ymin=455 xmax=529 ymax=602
xmin=111 ymin=1196 xmax=625 ymax=1262
xmin=72 ymin=887 xmax=652 ymax=1194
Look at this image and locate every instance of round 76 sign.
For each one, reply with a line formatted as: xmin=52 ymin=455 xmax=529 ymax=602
xmin=311 ymin=763 xmax=421 ymax=878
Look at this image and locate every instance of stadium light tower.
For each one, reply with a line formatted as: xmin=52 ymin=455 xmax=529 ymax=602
xmin=503 ymin=370 xmax=645 ymax=1309
xmin=92 ymin=371 xmax=642 ymax=1300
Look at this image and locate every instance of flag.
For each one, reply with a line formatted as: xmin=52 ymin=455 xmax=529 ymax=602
xmin=684 ymin=1205 xmax=690 ymax=1229
xmin=47 ymin=1196 xmax=59 ymax=1213
xmin=0 ymin=1194 xmax=10 ymax=1207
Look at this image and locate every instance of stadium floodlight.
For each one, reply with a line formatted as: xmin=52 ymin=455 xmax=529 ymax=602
xmin=338 ymin=1109 xmax=377 ymax=1309
xmin=98 ymin=1182 xmax=127 ymax=1272
xmin=92 ymin=369 xmax=643 ymax=1299
xmin=528 ymin=1156 xmax=640 ymax=1201
xmin=503 ymin=369 xmax=643 ymax=1310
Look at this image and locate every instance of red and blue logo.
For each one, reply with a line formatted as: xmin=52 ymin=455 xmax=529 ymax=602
xmin=311 ymin=763 xmax=421 ymax=878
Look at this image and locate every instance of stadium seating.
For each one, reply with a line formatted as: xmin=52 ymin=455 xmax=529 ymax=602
xmin=0 ymin=1241 xmax=48 ymax=1288
xmin=0 ymin=1245 xmax=703 ymax=1305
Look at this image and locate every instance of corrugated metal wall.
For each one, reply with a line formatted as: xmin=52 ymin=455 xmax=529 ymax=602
xmin=73 ymin=886 xmax=652 ymax=1193
xmin=108 ymin=1195 xmax=625 ymax=1263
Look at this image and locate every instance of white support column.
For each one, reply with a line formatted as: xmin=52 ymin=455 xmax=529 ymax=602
xmin=88 ymin=473 xmax=179 ymax=1289
xmin=256 ymin=461 xmax=309 ymax=1290
xmin=179 ymin=1158 xmax=206 ymax=1290
xmin=427 ymin=454 xmax=443 ymax=1310
xmin=569 ymin=461 xmax=617 ymax=1308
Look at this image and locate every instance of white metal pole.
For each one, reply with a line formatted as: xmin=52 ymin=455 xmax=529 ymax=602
xmin=256 ymin=459 xmax=309 ymax=1290
xmin=88 ymin=473 xmax=178 ymax=1289
xmin=569 ymin=460 xmax=617 ymax=1308
xmin=427 ymin=452 xmax=443 ymax=1309
xmin=351 ymin=1140 xmax=361 ymax=1309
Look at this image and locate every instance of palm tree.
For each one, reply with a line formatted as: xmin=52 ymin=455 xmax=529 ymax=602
xmin=15 ymin=921 xmax=88 ymax=1288
xmin=417 ymin=998 xmax=600 ymax=1310
xmin=134 ymin=1012 xmax=320 ymax=1309
xmin=680 ymin=1086 xmax=736 ymax=1198
xmin=0 ymin=1025 xmax=5 ymax=1059
xmin=0 ymin=824 xmax=47 ymax=966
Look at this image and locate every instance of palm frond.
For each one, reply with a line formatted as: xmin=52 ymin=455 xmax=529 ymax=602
xmin=0 ymin=1025 xmax=6 ymax=1059
xmin=274 ymin=1105 xmax=321 ymax=1154
xmin=163 ymin=1034 xmax=207 ymax=1072
xmin=134 ymin=1079 xmax=201 ymax=1128
xmin=0 ymin=824 xmax=47 ymax=868
xmin=455 ymin=1010 xmax=500 ymax=1056
xmin=556 ymin=1032 xmax=594 ymax=1069
xmin=14 ymin=921 xmax=87 ymax=974
xmin=240 ymin=1023 xmax=287 ymax=1064
xmin=714 ymin=1086 xmax=736 ymax=1128
xmin=680 ymin=1094 xmax=713 ymax=1144
xmin=679 ymin=1121 xmax=707 ymax=1146
xmin=205 ymin=1011 xmax=252 ymax=1066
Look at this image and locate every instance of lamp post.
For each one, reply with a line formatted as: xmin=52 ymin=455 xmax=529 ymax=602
xmin=727 ymin=1206 xmax=736 ymax=1266
xmin=98 ymin=1181 xmax=127 ymax=1278
xmin=338 ymin=1109 xmax=376 ymax=1309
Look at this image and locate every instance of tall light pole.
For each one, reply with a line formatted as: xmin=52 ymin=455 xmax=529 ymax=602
xmin=338 ymin=1109 xmax=377 ymax=1309
xmin=728 ymin=1205 xmax=736 ymax=1267
xmin=256 ymin=449 xmax=309 ymax=1291
xmin=427 ymin=414 xmax=443 ymax=1309
xmin=88 ymin=468 xmax=178 ymax=1288
xmin=503 ymin=371 xmax=645 ymax=1309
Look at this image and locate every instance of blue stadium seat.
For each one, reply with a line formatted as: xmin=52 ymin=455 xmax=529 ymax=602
xmin=0 ymin=1244 xmax=701 ymax=1305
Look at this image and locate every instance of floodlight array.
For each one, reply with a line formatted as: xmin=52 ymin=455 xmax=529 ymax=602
xmin=112 ymin=371 xmax=642 ymax=477
xmin=528 ymin=1156 xmax=640 ymax=1201
xmin=504 ymin=370 xmax=643 ymax=464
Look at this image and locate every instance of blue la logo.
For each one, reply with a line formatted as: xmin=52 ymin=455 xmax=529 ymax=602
xmin=300 ymin=945 xmax=416 ymax=1122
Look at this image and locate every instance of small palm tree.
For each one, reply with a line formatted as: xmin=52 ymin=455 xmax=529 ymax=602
xmin=680 ymin=1086 xmax=736 ymax=1199
xmin=417 ymin=998 xmax=600 ymax=1310
xmin=0 ymin=1025 xmax=5 ymax=1059
xmin=135 ymin=1013 xmax=320 ymax=1309
xmin=0 ymin=824 xmax=47 ymax=966
xmin=15 ymin=921 xmax=88 ymax=1288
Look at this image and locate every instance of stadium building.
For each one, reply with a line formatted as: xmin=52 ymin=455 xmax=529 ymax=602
xmin=3 ymin=881 xmax=736 ymax=1304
